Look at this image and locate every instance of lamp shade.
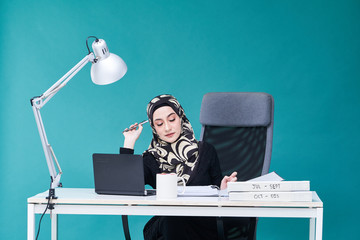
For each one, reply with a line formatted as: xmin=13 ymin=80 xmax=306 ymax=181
xmin=90 ymin=39 xmax=127 ymax=85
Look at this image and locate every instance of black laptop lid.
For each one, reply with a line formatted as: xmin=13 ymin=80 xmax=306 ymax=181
xmin=93 ymin=154 xmax=145 ymax=196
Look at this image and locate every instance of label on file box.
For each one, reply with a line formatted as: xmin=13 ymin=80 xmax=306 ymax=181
xmin=229 ymin=191 xmax=313 ymax=202
xmin=228 ymin=181 xmax=310 ymax=192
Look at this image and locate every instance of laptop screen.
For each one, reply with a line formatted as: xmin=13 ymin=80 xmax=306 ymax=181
xmin=93 ymin=153 xmax=146 ymax=195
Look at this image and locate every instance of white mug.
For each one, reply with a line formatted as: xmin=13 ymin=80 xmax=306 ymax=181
xmin=156 ymin=173 xmax=186 ymax=200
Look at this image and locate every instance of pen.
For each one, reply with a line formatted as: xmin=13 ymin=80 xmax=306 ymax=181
xmin=122 ymin=120 xmax=149 ymax=133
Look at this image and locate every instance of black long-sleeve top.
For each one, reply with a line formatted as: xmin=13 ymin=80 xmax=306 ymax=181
xmin=120 ymin=141 xmax=223 ymax=189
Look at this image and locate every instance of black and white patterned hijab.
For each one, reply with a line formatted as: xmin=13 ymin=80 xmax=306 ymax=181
xmin=146 ymin=94 xmax=199 ymax=184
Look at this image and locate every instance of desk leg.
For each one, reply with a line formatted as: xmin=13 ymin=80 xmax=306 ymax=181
xmin=51 ymin=211 xmax=58 ymax=240
xmin=27 ymin=204 xmax=35 ymax=240
xmin=315 ymin=208 xmax=323 ymax=240
xmin=309 ymin=218 xmax=315 ymax=240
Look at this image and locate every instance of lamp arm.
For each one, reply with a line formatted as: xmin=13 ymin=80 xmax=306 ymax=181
xmin=31 ymin=53 xmax=94 ymax=189
xmin=39 ymin=53 xmax=95 ymax=107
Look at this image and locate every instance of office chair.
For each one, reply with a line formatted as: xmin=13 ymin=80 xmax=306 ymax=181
xmin=199 ymin=92 xmax=274 ymax=240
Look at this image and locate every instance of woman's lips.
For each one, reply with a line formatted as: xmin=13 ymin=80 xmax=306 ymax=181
xmin=166 ymin=133 xmax=175 ymax=137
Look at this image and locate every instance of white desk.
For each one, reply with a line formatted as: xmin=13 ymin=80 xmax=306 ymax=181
xmin=27 ymin=188 xmax=323 ymax=240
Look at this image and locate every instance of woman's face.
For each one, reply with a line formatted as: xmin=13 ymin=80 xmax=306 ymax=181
xmin=152 ymin=106 xmax=181 ymax=143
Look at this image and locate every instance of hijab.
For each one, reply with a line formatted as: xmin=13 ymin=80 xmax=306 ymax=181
xmin=145 ymin=94 xmax=199 ymax=183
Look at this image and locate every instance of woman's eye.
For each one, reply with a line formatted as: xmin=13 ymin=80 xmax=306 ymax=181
xmin=169 ymin=118 xmax=175 ymax=122
xmin=156 ymin=123 xmax=163 ymax=127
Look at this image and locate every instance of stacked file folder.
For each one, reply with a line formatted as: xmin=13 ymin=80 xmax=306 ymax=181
xmin=227 ymin=172 xmax=312 ymax=202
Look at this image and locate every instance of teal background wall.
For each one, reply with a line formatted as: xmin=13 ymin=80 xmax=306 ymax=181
xmin=1 ymin=0 xmax=359 ymax=239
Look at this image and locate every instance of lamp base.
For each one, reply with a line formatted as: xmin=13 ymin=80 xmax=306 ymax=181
xmin=46 ymin=188 xmax=58 ymax=210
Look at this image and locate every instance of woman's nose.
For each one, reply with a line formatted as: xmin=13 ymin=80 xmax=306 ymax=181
xmin=164 ymin=121 xmax=170 ymax=131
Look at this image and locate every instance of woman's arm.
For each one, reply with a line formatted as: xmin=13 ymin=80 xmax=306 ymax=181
xmin=142 ymin=151 xmax=161 ymax=189
xmin=120 ymin=123 xmax=159 ymax=189
xmin=220 ymin=171 xmax=237 ymax=190
xmin=204 ymin=142 xmax=223 ymax=187
xmin=206 ymin=142 xmax=237 ymax=190
xmin=123 ymin=123 xmax=143 ymax=149
xmin=119 ymin=147 xmax=134 ymax=154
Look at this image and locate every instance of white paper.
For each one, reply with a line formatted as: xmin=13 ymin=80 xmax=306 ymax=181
xmin=176 ymin=172 xmax=284 ymax=197
xmin=177 ymin=185 xmax=219 ymax=197
xmin=247 ymin=171 xmax=284 ymax=182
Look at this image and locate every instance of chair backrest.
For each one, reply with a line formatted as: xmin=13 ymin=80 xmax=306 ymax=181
xmin=200 ymin=92 xmax=274 ymax=180
xmin=200 ymin=92 xmax=274 ymax=240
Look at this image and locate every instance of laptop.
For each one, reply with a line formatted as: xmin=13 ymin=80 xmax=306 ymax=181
xmin=93 ymin=153 xmax=155 ymax=196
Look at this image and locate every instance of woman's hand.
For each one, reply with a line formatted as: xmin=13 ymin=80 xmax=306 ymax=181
xmin=123 ymin=123 xmax=143 ymax=149
xmin=220 ymin=171 xmax=237 ymax=190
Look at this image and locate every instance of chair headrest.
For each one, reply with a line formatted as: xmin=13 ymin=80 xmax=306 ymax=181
xmin=200 ymin=92 xmax=274 ymax=127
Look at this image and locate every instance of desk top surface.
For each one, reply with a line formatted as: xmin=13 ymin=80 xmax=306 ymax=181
xmin=28 ymin=188 xmax=323 ymax=208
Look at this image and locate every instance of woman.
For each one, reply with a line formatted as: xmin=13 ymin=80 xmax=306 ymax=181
xmin=121 ymin=94 xmax=237 ymax=240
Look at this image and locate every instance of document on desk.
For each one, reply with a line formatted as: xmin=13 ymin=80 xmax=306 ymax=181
xmin=228 ymin=172 xmax=310 ymax=192
xmin=178 ymin=186 xmax=221 ymax=197
xmin=248 ymin=171 xmax=284 ymax=182
xmin=177 ymin=173 xmax=284 ymax=197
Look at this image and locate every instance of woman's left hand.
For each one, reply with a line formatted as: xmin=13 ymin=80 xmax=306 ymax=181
xmin=220 ymin=171 xmax=237 ymax=190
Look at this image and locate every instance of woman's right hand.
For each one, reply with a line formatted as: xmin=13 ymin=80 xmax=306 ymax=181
xmin=123 ymin=123 xmax=143 ymax=149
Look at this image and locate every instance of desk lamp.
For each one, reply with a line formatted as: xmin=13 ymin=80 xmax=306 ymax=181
xmin=30 ymin=36 xmax=127 ymax=200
